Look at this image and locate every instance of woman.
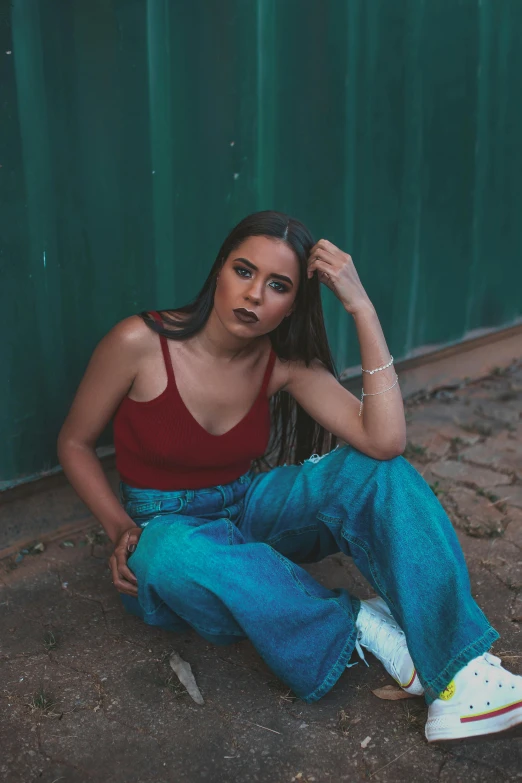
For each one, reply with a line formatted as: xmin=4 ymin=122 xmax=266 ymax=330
xmin=58 ymin=210 xmax=521 ymax=742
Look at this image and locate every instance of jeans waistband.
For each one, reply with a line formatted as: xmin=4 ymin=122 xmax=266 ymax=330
xmin=120 ymin=468 xmax=254 ymax=504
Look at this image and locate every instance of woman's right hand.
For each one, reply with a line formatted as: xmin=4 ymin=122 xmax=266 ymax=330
xmin=108 ymin=526 xmax=143 ymax=597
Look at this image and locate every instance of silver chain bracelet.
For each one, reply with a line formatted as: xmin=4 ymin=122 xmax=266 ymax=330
xmin=359 ymin=373 xmax=399 ymax=417
xmin=361 ymin=355 xmax=394 ymax=375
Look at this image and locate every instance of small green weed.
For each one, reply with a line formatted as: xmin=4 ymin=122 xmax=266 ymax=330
xmin=27 ymin=686 xmax=58 ymax=715
xmin=476 ymin=488 xmax=499 ymax=503
xmin=429 ymin=481 xmax=443 ymax=497
xmin=404 ymin=442 xmax=427 ymax=460
xmin=164 ymin=674 xmax=186 ymax=698
xmin=402 ymin=701 xmax=427 ymax=734
xmin=85 ymin=531 xmax=108 ymax=546
xmin=43 ymin=631 xmax=57 ymax=651
xmin=337 ymin=708 xmax=359 ymax=735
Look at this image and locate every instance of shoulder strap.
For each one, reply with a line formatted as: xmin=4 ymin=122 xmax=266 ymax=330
xmin=151 ymin=311 xmax=174 ymax=382
xmin=260 ymin=345 xmax=277 ymax=395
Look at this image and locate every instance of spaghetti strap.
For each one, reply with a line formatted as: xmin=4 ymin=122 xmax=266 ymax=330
xmin=260 ymin=346 xmax=277 ymax=394
xmin=151 ymin=311 xmax=174 ymax=382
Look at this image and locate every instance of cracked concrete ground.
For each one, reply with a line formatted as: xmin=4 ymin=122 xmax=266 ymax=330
xmin=1 ymin=361 xmax=521 ymax=782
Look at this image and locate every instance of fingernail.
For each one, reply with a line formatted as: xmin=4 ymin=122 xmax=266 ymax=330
xmin=128 ymin=544 xmax=136 ymax=553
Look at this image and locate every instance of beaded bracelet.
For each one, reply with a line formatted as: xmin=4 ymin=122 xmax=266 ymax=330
xmin=358 ymin=373 xmax=399 ymax=417
xmin=361 ymin=355 xmax=394 ymax=375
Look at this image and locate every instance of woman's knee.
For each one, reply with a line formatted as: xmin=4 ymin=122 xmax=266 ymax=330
xmin=336 ymin=445 xmax=408 ymax=479
xmin=128 ymin=521 xmax=196 ymax=583
xmin=138 ymin=518 xmax=235 ymax=587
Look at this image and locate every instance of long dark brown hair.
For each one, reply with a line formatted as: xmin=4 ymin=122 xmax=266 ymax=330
xmin=139 ymin=210 xmax=339 ymax=471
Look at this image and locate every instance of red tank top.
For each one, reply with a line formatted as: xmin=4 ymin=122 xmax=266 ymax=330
xmin=112 ymin=312 xmax=276 ymax=490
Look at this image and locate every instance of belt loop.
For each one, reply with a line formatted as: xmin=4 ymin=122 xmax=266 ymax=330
xmin=186 ymin=490 xmax=195 ymax=502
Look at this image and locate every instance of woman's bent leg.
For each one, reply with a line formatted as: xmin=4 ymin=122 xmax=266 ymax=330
xmin=239 ymin=445 xmax=499 ymax=703
xmin=126 ymin=513 xmax=359 ymax=703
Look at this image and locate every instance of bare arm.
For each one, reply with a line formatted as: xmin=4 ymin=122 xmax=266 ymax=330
xmin=285 ymin=239 xmax=406 ymax=460
xmin=283 ymin=346 xmax=405 ymax=461
xmin=57 ymin=440 xmax=134 ymax=545
xmin=57 ymin=316 xmax=151 ymax=596
xmin=351 ymin=301 xmax=406 ymax=453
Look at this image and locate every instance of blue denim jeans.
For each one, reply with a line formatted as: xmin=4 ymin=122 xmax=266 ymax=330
xmin=119 ymin=444 xmax=498 ymax=704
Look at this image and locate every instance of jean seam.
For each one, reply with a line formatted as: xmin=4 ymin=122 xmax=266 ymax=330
xmin=127 ymin=501 xmax=162 ymax=516
xmin=341 ymin=532 xmax=394 ymax=607
xmin=270 ymin=549 xmax=347 ymax=603
xmin=140 ymin=596 xmax=168 ymax=617
xmin=317 ymin=511 xmax=343 ymax=525
xmin=226 ymin=519 xmax=241 ymax=546
xmin=266 ymin=525 xmax=319 ymax=546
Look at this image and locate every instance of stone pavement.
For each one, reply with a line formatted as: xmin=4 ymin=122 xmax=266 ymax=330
xmin=1 ymin=361 xmax=521 ymax=783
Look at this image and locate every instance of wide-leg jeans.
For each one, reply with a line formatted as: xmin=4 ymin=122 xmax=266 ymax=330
xmin=120 ymin=445 xmax=498 ymax=704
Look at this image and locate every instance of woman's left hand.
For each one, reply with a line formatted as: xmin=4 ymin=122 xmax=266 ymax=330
xmin=307 ymin=239 xmax=372 ymax=315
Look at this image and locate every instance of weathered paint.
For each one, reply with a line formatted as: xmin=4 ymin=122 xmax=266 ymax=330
xmin=1 ymin=0 xmax=521 ymax=486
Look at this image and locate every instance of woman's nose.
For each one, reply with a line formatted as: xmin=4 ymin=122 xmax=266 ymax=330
xmin=245 ymin=283 xmax=263 ymax=303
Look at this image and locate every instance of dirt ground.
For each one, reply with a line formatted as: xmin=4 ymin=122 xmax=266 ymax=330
xmin=1 ymin=361 xmax=521 ymax=782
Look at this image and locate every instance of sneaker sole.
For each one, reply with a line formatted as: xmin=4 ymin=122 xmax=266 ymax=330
xmin=426 ymin=704 xmax=522 ymax=742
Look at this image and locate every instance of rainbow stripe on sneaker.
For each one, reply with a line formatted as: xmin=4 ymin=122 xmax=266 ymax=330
xmin=396 ymin=667 xmax=424 ymax=696
xmin=426 ymin=653 xmax=522 ymax=741
xmin=461 ymin=699 xmax=522 ymax=723
xmin=399 ymin=669 xmax=418 ymax=690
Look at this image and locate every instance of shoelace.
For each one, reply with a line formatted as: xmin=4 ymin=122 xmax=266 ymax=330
xmin=482 ymin=652 xmax=502 ymax=668
xmin=352 ymin=613 xmax=408 ymax=675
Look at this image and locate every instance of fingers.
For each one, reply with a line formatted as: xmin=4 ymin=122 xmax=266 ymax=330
xmin=110 ymin=558 xmax=139 ymax=597
xmin=109 ymin=530 xmax=142 ymax=597
xmin=310 ymin=238 xmax=335 ymax=256
xmin=109 ymin=553 xmax=136 ymax=596
xmin=307 ymin=241 xmax=338 ymax=277
xmin=126 ymin=529 xmax=142 ymax=554
xmin=307 ymin=256 xmax=334 ymax=280
xmin=118 ymin=558 xmax=138 ymax=586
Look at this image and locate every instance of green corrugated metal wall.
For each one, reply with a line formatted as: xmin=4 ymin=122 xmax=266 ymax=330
xmin=2 ymin=0 xmax=522 ymax=487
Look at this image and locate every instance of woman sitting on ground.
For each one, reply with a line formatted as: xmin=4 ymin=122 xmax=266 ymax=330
xmin=58 ymin=210 xmax=522 ymax=743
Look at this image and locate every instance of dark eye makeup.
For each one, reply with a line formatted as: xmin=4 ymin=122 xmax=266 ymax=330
xmin=233 ymin=265 xmax=289 ymax=293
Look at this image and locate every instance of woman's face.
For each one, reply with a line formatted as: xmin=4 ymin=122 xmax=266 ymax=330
xmin=215 ymin=235 xmax=300 ymax=336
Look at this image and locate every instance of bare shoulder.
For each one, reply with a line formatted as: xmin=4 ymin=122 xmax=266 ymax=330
xmin=105 ymin=315 xmax=158 ymax=356
xmin=270 ymin=351 xmax=326 ymax=396
xmin=273 ymin=355 xmax=329 ymax=394
xmin=57 ymin=315 xmax=161 ymax=446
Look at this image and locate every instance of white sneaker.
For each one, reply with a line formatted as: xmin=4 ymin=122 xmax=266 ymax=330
xmin=352 ymin=597 xmax=424 ymax=696
xmin=425 ymin=652 xmax=522 ymax=742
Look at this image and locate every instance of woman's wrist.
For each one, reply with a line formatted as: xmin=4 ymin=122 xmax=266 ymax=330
xmin=107 ymin=518 xmax=139 ymax=545
xmin=347 ymin=298 xmax=377 ymax=320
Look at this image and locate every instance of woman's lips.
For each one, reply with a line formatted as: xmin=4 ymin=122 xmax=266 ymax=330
xmin=233 ymin=309 xmax=259 ymax=323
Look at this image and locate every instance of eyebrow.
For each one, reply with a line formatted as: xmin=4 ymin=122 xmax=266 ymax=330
xmin=232 ymin=257 xmax=294 ymax=286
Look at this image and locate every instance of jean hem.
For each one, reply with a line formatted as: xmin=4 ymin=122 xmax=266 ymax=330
xmin=300 ymin=599 xmax=361 ymax=704
xmin=422 ymin=625 xmax=500 ymax=704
